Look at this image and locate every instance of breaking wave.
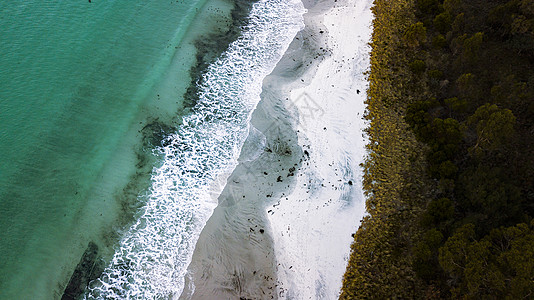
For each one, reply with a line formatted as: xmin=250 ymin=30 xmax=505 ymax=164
xmin=85 ymin=0 xmax=304 ymax=298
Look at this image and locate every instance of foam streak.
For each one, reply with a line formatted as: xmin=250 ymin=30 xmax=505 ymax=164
xmin=85 ymin=1 xmax=304 ymax=298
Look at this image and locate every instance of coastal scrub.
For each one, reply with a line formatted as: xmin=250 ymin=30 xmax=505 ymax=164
xmin=341 ymin=0 xmax=534 ymax=298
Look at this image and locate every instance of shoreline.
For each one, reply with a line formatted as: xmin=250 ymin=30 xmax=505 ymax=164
xmin=85 ymin=0 xmax=306 ymax=298
xmin=0 ymin=1 xmax=234 ymax=299
xmin=61 ymin=0 xmax=264 ymax=299
xmin=183 ymin=0 xmax=372 ymax=298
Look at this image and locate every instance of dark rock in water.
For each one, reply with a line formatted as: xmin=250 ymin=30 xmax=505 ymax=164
xmin=277 ymin=176 xmax=282 ymax=182
xmin=140 ymin=119 xmax=176 ymax=149
xmin=62 ymin=242 xmax=104 ymax=300
xmin=259 ymin=229 xmax=265 ymax=234
xmin=304 ymin=150 xmax=310 ymax=158
xmin=348 ymin=180 xmax=353 ymax=185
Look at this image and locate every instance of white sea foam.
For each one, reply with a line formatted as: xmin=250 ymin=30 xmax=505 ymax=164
xmin=84 ymin=1 xmax=304 ymax=298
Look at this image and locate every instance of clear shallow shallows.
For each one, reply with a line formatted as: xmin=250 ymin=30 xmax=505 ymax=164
xmin=84 ymin=0 xmax=305 ymax=298
xmin=0 ymin=1 xmax=208 ymax=298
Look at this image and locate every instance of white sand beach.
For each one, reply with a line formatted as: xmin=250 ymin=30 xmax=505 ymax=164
xmin=182 ymin=0 xmax=373 ymax=298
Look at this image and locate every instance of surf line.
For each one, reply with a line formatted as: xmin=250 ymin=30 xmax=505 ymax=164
xmin=84 ymin=0 xmax=305 ymax=298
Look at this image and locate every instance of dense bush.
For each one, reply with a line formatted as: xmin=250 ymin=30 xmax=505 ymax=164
xmin=342 ymin=0 xmax=534 ymax=298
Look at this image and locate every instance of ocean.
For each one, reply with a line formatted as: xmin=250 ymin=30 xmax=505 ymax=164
xmin=0 ymin=0 xmax=304 ymax=298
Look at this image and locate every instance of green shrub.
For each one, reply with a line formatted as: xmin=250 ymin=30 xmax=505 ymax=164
xmin=434 ymin=12 xmax=452 ymax=33
xmin=444 ymin=97 xmax=467 ymax=112
xmin=417 ymin=0 xmax=441 ymax=15
xmin=468 ymin=103 xmax=516 ymax=154
xmin=432 ymin=34 xmax=447 ymax=48
xmin=409 ymin=59 xmax=427 ymax=74
xmin=428 ymin=69 xmax=443 ymax=79
xmin=463 ymin=32 xmax=484 ymax=59
xmin=404 ymin=22 xmax=428 ymax=47
xmin=439 ymin=160 xmax=458 ymax=178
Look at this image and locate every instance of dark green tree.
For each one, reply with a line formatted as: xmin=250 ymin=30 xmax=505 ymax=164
xmin=404 ymin=22 xmax=428 ymax=47
xmin=468 ymin=103 xmax=516 ymax=156
xmin=434 ymin=11 xmax=452 ymax=33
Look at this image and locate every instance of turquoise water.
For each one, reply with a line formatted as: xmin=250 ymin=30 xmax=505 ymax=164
xmin=83 ymin=0 xmax=305 ymax=298
xmin=0 ymin=0 xmax=301 ymax=298
xmin=0 ymin=1 xmax=217 ymax=298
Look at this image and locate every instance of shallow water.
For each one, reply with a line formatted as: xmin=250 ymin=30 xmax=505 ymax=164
xmin=0 ymin=1 xmax=210 ymax=298
xmin=0 ymin=0 xmax=307 ymax=298
xmin=85 ymin=0 xmax=304 ymax=298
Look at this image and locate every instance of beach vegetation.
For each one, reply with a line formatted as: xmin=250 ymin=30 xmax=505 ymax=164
xmin=341 ymin=0 xmax=534 ymax=298
xmin=409 ymin=59 xmax=427 ymax=74
xmin=433 ymin=12 xmax=452 ymax=33
xmin=404 ymin=22 xmax=428 ymax=47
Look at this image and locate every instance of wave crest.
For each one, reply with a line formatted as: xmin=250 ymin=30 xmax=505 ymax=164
xmin=85 ymin=0 xmax=304 ymax=298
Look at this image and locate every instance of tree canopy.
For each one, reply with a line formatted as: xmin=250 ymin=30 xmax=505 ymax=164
xmin=342 ymin=0 xmax=534 ymax=298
